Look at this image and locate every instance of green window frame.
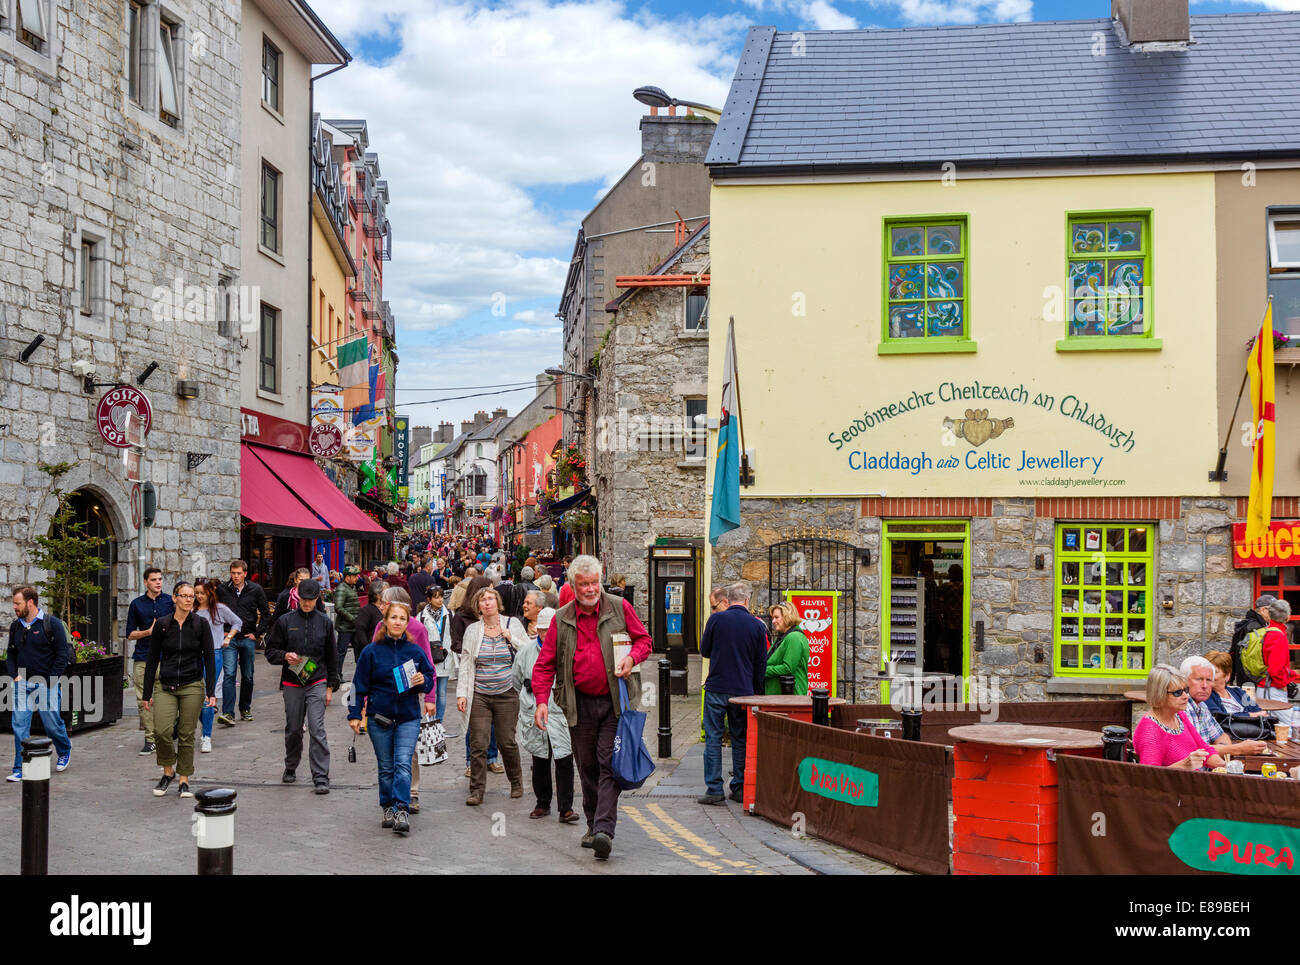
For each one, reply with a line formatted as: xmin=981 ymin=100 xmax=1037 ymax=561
xmin=1054 ymin=523 xmax=1153 ymax=677
xmin=1060 ymin=210 xmax=1161 ymax=352
xmin=880 ymin=215 xmax=975 ymax=355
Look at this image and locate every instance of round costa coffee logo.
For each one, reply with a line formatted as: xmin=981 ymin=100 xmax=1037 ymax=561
xmin=310 ymin=424 xmax=343 ymax=458
xmin=96 ymin=385 xmax=152 ymax=449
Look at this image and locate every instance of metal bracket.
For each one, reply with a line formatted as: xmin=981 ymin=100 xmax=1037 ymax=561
xmin=186 ymin=452 xmax=212 ymax=472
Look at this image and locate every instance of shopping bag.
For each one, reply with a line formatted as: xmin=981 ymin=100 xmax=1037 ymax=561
xmin=611 ymin=677 xmax=655 ymax=790
xmin=417 ymin=715 xmax=447 ymax=766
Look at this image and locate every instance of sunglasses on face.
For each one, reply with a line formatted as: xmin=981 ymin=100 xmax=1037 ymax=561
xmin=1167 ymin=687 xmax=1189 ymax=697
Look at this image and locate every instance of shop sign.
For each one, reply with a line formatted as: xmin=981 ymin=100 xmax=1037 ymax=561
xmin=395 ymin=415 xmax=410 ymax=500
xmin=241 ymin=407 xmax=308 ymax=454
xmin=1167 ymin=818 xmax=1297 ymax=874
xmin=784 ymin=590 xmax=839 ymax=694
xmin=310 ymin=424 xmax=343 ymax=459
xmin=96 ymin=385 xmax=152 ymax=448
xmin=797 ymin=756 xmax=878 ymax=807
xmin=1232 ymin=520 xmax=1300 ymax=568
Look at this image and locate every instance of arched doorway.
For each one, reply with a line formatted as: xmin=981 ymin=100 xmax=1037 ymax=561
xmin=61 ymin=489 xmax=120 ymax=647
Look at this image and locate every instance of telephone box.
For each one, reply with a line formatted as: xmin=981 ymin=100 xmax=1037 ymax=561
xmin=649 ymin=542 xmax=702 ymax=674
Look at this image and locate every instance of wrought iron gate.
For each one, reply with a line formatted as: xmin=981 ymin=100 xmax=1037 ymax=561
xmin=768 ymin=538 xmax=859 ymax=699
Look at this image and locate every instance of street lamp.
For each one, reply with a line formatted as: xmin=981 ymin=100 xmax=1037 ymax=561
xmin=632 ymin=85 xmax=722 ymax=121
xmin=544 ymin=405 xmax=585 ymax=416
xmin=545 ymin=366 xmax=593 ymax=384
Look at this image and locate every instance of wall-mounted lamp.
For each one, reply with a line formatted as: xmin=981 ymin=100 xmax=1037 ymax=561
xmin=1034 ymin=553 xmax=1045 ymax=570
xmin=1162 ymin=594 xmax=1174 ymax=612
xmin=136 ymin=361 xmax=159 ymax=386
xmin=856 ymin=548 xmax=872 ymax=567
xmin=176 ymin=380 xmax=199 ymax=400
xmin=19 ymin=335 xmax=44 ymax=362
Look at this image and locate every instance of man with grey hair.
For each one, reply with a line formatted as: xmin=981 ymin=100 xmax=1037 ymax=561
xmin=1257 ymin=598 xmax=1298 ymax=727
xmin=532 ymin=554 xmax=652 ymax=861
xmin=698 ymin=581 xmax=768 ymax=805
xmin=1179 ymin=655 xmax=1267 ymax=755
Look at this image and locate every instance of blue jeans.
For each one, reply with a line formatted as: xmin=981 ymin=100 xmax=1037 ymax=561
xmin=369 ymin=717 xmax=420 ymax=811
xmin=465 ymin=723 xmax=497 ymax=766
xmin=703 ymin=690 xmax=746 ymax=797
xmin=200 ymin=647 xmax=224 ymax=738
xmin=435 ymin=675 xmax=447 ymax=721
xmin=12 ymin=681 xmax=72 ymax=773
xmin=223 ymin=636 xmax=256 ymax=715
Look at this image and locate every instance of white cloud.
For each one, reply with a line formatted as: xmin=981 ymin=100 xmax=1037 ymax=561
xmin=512 ymin=309 xmax=558 ymax=325
xmin=862 ymin=0 xmax=1032 ymax=24
xmin=805 ymin=0 xmax=860 ymax=28
xmin=1196 ymin=0 xmax=1300 ymax=9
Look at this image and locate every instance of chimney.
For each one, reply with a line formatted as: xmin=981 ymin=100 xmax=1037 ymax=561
xmin=640 ymin=112 xmax=717 ymax=164
xmin=473 ymin=410 xmax=490 ymax=429
xmin=437 ymin=421 xmax=454 ymax=443
xmin=492 ymin=407 xmax=508 ymax=421
xmin=460 ymin=420 xmax=474 ymax=436
xmin=1112 ymin=0 xmax=1189 ymax=45
xmin=411 ymin=425 xmax=432 ymax=449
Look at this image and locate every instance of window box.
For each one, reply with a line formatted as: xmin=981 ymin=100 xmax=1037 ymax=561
xmin=1058 ymin=210 xmax=1157 ymax=350
xmin=1054 ymin=522 xmax=1153 ymax=677
xmin=881 ymin=215 xmax=972 ymax=351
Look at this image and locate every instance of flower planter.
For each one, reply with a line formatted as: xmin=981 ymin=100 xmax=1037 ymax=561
xmin=0 ymin=654 xmax=126 ymax=735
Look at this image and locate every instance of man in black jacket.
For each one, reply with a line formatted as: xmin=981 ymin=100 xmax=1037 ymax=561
xmin=216 ymin=560 xmax=270 ymax=724
xmin=264 ymin=580 xmax=339 ymax=793
xmin=7 ymin=587 xmax=72 ymax=780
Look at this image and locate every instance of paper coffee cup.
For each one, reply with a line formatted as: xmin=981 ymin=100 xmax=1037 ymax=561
xmin=1275 ymin=722 xmax=1290 ymax=745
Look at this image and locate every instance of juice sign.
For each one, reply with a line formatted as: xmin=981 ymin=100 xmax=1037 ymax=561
xmin=797 ymin=757 xmax=879 ymax=807
xmin=1232 ymin=521 xmax=1300 ymax=569
xmin=784 ymin=591 xmax=839 ymax=694
xmin=1167 ymin=818 xmax=1299 ymax=875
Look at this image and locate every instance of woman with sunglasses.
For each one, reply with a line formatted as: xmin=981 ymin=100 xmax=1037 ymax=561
xmin=1132 ymin=664 xmax=1226 ymax=770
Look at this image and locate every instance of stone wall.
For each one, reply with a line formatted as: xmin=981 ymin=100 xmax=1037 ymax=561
xmin=594 ymin=230 xmax=710 ymax=624
xmin=0 ymin=1 xmax=242 ymax=645
xmin=711 ymin=496 xmax=1256 ymax=703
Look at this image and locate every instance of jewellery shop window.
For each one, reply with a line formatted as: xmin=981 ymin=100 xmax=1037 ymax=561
xmin=1054 ymin=523 xmax=1153 ymax=676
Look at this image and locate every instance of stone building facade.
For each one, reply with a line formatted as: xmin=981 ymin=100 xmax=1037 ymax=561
xmin=0 ymin=0 xmax=242 ymax=647
xmin=594 ymin=225 xmax=709 ymax=633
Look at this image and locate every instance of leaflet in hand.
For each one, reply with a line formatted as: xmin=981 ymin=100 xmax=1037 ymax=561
xmin=291 ymin=657 xmax=318 ymax=683
xmin=393 ymin=658 xmax=419 ymax=692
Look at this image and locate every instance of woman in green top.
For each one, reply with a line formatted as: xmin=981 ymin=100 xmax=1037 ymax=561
xmin=764 ymin=601 xmax=810 ymax=695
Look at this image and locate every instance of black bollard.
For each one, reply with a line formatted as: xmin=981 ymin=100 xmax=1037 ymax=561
xmin=1101 ymin=726 xmax=1131 ymax=762
xmin=809 ymin=687 xmax=830 ymax=727
xmin=657 ymin=659 xmax=672 ymax=758
xmin=779 ymin=675 xmax=795 ymax=695
xmin=21 ymin=737 xmax=52 ymax=876
xmin=194 ymin=787 xmax=238 ymax=876
xmin=900 ymin=708 xmax=922 ymax=741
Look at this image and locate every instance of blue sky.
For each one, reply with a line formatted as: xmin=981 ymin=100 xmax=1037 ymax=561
xmin=308 ymin=0 xmax=1296 ymax=431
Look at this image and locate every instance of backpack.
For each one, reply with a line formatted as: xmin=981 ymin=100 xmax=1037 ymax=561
xmin=1240 ymin=626 xmax=1270 ymax=680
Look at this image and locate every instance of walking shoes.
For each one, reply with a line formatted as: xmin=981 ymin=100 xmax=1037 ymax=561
xmin=153 ymin=774 xmax=174 ymax=797
xmin=392 ymin=810 xmax=410 ymax=835
xmin=381 ymin=807 xmax=395 ymax=828
xmin=216 ymin=713 xmax=236 ymax=728
xmin=591 ymin=832 xmax=613 ymax=861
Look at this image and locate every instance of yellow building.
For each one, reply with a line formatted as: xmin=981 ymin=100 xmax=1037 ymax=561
xmin=703 ymin=8 xmax=1300 ymax=702
xmin=311 ymin=116 xmax=357 ymax=389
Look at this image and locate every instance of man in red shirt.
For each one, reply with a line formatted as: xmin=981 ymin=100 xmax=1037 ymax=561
xmin=533 ymin=556 xmax=650 ymax=861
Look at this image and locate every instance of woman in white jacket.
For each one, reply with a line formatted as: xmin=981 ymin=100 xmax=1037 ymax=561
xmin=455 ymin=586 xmax=530 ymax=806
xmin=512 ymin=606 xmax=577 ymax=822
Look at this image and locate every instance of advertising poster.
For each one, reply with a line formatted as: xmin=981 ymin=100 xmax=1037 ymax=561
xmin=784 ymin=590 xmax=840 ymax=695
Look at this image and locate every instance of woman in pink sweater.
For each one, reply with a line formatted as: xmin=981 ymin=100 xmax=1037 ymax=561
xmin=1133 ymin=664 xmax=1225 ymax=770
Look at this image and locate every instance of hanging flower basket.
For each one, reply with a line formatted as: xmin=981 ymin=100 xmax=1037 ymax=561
xmin=555 ymin=445 xmax=588 ymax=489
xmin=1246 ymin=330 xmax=1291 ymax=351
xmin=560 ymin=508 xmax=594 ymax=534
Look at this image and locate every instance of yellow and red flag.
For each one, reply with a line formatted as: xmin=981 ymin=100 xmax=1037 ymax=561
xmin=1245 ymin=299 xmax=1276 ymax=542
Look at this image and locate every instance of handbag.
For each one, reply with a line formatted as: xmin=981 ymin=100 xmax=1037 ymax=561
xmin=1213 ymin=711 xmax=1276 ymax=742
xmin=429 ymin=611 xmax=449 ymax=663
xmin=417 ymin=714 xmax=448 ymax=765
xmin=611 ymin=677 xmax=655 ymax=790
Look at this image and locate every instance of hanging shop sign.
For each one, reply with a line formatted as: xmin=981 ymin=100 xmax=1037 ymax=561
xmin=96 ymin=385 xmax=152 ymax=448
xmin=1232 ymin=520 xmax=1300 ymax=569
xmin=784 ymin=590 xmax=840 ymax=695
xmin=310 ymin=423 xmax=344 ymax=459
xmin=395 ymin=415 xmax=410 ymax=501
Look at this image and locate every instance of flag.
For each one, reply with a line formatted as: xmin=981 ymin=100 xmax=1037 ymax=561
xmin=709 ymin=317 xmax=741 ymax=544
xmin=1245 ymin=299 xmax=1276 ymax=543
xmin=337 ymin=335 xmax=369 ymax=387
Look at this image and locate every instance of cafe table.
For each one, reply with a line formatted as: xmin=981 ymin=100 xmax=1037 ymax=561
xmin=728 ymin=695 xmax=846 ymax=813
xmin=949 ymin=723 xmax=1104 ymax=876
xmin=1122 ymin=689 xmax=1290 ymax=711
xmin=1223 ymin=740 xmax=1300 ymax=775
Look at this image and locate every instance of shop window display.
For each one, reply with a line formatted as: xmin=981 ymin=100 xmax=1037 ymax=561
xmin=1055 ymin=523 xmax=1153 ymax=675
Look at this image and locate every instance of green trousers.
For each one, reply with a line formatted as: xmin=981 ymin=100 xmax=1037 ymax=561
xmin=153 ymin=679 xmax=204 ymax=776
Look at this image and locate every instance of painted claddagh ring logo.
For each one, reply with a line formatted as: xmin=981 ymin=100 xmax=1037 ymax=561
xmin=942 ymin=409 xmax=1014 ymax=447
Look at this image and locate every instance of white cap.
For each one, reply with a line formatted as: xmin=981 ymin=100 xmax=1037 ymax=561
xmin=536 ymin=607 xmax=557 ymax=631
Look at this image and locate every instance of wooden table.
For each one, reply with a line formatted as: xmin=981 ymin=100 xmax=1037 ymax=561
xmin=729 ymin=695 xmax=847 ymax=813
xmin=1122 ymin=690 xmax=1290 ymax=711
xmin=949 ymin=724 xmax=1104 ymax=876
xmin=1225 ymin=740 xmax=1300 ymax=774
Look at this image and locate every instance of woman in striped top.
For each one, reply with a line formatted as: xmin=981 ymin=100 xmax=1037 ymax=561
xmin=456 ymin=586 xmax=530 ymax=806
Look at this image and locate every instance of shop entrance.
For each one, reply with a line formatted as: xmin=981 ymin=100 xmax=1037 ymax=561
xmin=881 ymin=521 xmax=970 ymax=683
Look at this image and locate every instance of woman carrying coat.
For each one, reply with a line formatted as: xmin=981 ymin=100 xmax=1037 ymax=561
xmin=456 ymin=586 xmax=529 ymax=806
xmin=764 ymin=601 xmax=811 ymax=695
xmin=512 ymin=607 xmax=577 ymax=822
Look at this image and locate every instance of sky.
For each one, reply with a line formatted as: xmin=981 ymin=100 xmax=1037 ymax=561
xmin=309 ymin=0 xmax=1299 ymax=433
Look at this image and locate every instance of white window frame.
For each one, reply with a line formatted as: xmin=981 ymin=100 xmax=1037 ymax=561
xmin=261 ymin=35 xmax=281 ymax=114
xmin=157 ymin=11 xmax=181 ymax=126
xmin=1268 ymin=213 xmax=1300 ymax=270
xmin=14 ymin=0 xmax=46 ymax=51
xmin=1 ymin=0 xmax=58 ymax=73
xmin=127 ymin=0 xmax=144 ymax=105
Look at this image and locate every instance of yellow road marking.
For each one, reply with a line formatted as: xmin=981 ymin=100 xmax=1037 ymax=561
xmin=623 ymin=806 xmax=726 ymax=873
xmin=647 ymin=803 xmax=726 ymax=857
xmin=624 ymin=804 xmax=771 ymax=875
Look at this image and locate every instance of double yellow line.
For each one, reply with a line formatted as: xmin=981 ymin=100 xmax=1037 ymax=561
xmin=623 ymin=804 xmax=771 ymax=875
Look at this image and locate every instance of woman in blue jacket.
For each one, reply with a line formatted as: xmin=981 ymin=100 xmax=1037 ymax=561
xmin=349 ymin=601 xmax=434 ymax=835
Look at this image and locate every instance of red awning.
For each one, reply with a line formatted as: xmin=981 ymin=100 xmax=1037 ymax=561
xmin=240 ymin=444 xmax=334 ymax=539
xmin=248 ymin=444 xmax=388 ymax=539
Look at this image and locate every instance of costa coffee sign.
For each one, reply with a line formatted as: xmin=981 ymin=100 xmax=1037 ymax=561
xmin=310 ymin=423 xmax=343 ymax=458
xmin=96 ymin=385 xmax=152 ymax=448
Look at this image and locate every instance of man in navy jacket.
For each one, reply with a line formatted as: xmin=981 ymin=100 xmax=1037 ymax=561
xmin=7 ymin=586 xmax=72 ymax=780
xmin=698 ymin=581 xmax=768 ymax=805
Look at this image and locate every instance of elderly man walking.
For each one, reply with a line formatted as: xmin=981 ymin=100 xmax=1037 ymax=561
xmin=698 ymin=581 xmax=768 ymax=805
xmin=532 ymin=555 xmax=651 ymax=861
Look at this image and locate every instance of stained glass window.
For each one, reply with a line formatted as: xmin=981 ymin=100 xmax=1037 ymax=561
xmin=1066 ymin=213 xmax=1150 ymax=338
xmin=884 ymin=218 xmax=968 ymax=343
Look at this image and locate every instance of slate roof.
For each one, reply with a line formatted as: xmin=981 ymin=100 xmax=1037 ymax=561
xmin=706 ymin=14 xmax=1300 ymax=175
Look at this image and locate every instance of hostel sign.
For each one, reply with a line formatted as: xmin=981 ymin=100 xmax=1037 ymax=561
xmin=1232 ymin=520 xmax=1300 ymax=569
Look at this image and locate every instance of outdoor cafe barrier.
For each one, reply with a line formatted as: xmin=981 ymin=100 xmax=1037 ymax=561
xmin=829 ymin=701 xmax=1133 ymax=747
xmin=752 ymin=711 xmax=951 ymax=875
xmin=1057 ymin=753 xmax=1300 ymax=875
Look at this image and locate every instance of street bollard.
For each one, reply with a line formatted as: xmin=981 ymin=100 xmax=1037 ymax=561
xmin=657 ymin=659 xmax=672 ymax=759
xmin=900 ymin=708 xmax=922 ymax=741
xmin=21 ymin=737 xmax=52 ymax=876
xmin=809 ymin=688 xmax=830 ymax=727
xmin=779 ymin=675 xmax=795 ymax=695
xmin=1101 ymin=725 xmax=1132 ymax=762
xmin=194 ymin=787 xmax=238 ymax=876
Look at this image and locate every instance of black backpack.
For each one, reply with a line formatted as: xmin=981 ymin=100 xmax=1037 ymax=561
xmin=1228 ymin=610 xmax=1266 ymax=686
